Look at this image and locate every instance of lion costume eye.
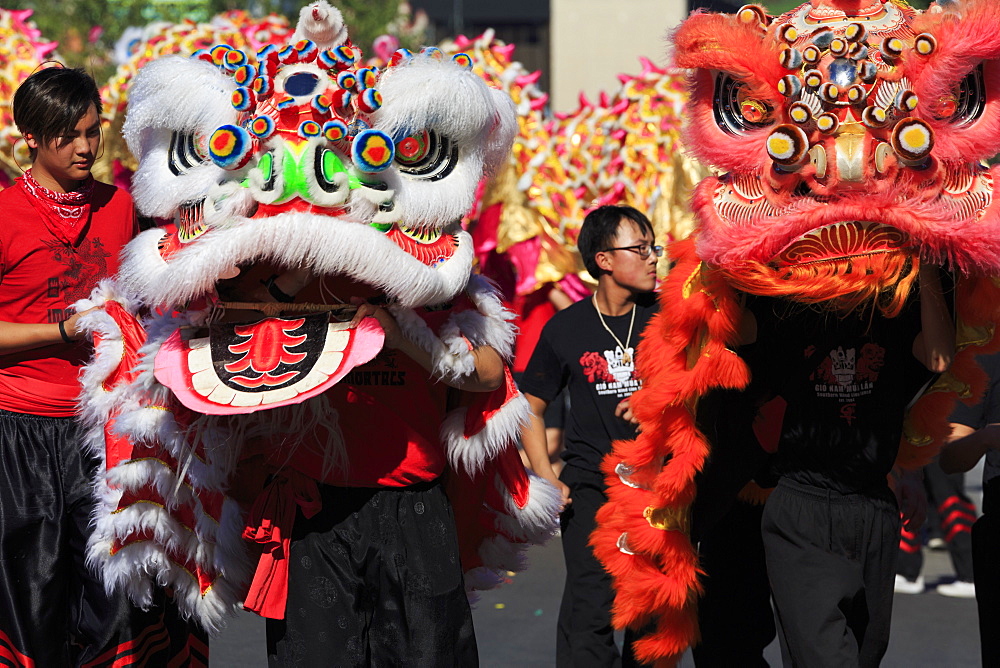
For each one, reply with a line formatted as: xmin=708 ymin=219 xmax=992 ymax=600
xmin=247 ymin=149 xmax=285 ymax=204
xmin=932 ymin=64 xmax=985 ymax=126
xmin=314 ymin=148 xmax=345 ymax=193
xmin=306 ymin=145 xmax=351 ymax=206
xmin=168 ymin=131 xmax=207 ymax=176
xmin=393 ymin=129 xmax=458 ymax=181
xmin=713 ymin=72 xmax=775 ymax=136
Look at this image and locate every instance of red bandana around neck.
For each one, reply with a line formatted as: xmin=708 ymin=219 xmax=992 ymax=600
xmin=21 ymin=168 xmax=95 ymax=227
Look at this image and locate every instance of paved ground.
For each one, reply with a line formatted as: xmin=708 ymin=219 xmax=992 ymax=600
xmin=211 ymin=538 xmax=980 ymax=667
xmin=212 ymin=464 xmax=986 ymax=666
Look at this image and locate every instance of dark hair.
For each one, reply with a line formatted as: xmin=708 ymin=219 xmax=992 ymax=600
xmin=578 ymin=205 xmax=654 ymax=279
xmin=13 ymin=67 xmax=102 ymax=151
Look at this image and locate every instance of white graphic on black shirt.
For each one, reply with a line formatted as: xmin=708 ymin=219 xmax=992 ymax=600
xmin=578 ymin=346 xmax=641 ymax=400
xmin=811 ymin=343 xmax=885 ymax=401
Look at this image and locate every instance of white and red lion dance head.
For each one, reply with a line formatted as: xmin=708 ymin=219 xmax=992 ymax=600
xmin=76 ymin=1 xmax=559 ymax=632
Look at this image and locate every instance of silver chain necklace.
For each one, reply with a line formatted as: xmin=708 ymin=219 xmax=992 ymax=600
xmin=592 ymin=295 xmax=636 ymax=365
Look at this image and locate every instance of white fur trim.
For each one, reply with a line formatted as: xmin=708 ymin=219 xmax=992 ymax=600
xmin=489 ymin=472 xmax=562 ymax=544
xmin=118 ymin=217 xmax=475 ymax=310
xmin=441 ymin=393 xmax=530 ymax=475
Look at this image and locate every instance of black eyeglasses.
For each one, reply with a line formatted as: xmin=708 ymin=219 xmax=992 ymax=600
xmin=600 ymin=243 xmax=664 ymax=260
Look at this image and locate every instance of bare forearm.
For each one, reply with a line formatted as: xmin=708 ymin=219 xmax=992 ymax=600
xmin=394 ymin=338 xmax=503 ymax=392
xmin=940 ymin=424 xmax=999 ymax=474
xmin=521 ymin=408 xmax=555 ymax=477
xmin=0 ymin=320 xmax=70 ymax=355
xmin=913 ymin=264 xmax=954 ymax=373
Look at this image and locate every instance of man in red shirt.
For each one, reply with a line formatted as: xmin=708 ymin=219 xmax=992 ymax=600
xmin=0 ymin=67 xmax=201 ymax=665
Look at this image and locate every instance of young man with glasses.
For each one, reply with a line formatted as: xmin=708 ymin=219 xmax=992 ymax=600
xmin=520 ymin=205 xmax=660 ymax=666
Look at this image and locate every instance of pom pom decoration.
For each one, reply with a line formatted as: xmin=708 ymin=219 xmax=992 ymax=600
xmin=322 ymin=118 xmax=348 ymax=142
xmin=248 ymin=115 xmax=277 ymax=139
xmin=357 ymin=89 xmax=383 ymax=114
xmin=231 ymin=87 xmax=256 ymax=111
xmin=318 ymin=49 xmax=339 ymax=70
xmin=210 ymin=44 xmax=232 ymax=65
xmin=312 ymin=93 xmax=333 ymax=114
xmin=351 ymin=129 xmax=395 ymax=173
xmin=451 ymin=53 xmax=474 ymax=70
xmin=331 ymin=44 xmax=357 ymax=66
xmin=294 ymin=38 xmax=318 ymax=61
xmin=891 ymin=118 xmax=934 ymax=162
xmin=765 ymin=124 xmax=808 ymax=166
xmin=355 ymin=68 xmax=377 ymax=90
xmin=192 ymin=49 xmax=215 ymax=64
xmin=389 ymin=49 xmax=413 ymax=67
xmin=297 ymin=120 xmax=322 ymax=139
xmin=252 ymin=75 xmax=274 ymax=98
xmin=337 ymin=70 xmax=357 ymax=90
xmin=331 ymin=89 xmax=353 ymax=109
xmin=223 ymin=48 xmax=248 ymax=70
xmin=208 ymin=124 xmax=255 ymax=169
xmin=233 ymin=64 xmax=257 ymax=86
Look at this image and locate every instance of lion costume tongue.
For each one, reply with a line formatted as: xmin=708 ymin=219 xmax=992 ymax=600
xmin=154 ymin=314 xmax=384 ymax=414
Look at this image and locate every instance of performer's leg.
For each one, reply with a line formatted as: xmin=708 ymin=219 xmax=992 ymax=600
xmin=895 ymin=521 xmax=923 ymax=582
xmin=856 ymin=491 xmax=899 ymax=668
xmin=63 ymin=423 xmax=210 ymax=667
xmin=268 ymin=482 xmax=476 ymax=668
xmin=366 ymin=482 xmax=477 ymax=667
xmin=0 ymin=411 xmax=73 ymax=666
xmin=972 ymin=513 xmax=1000 ymax=667
xmin=762 ymin=480 xmax=865 ymax=668
xmin=556 ymin=465 xmax=619 ymax=668
xmin=925 ymin=463 xmax=976 ymax=583
xmin=693 ymin=501 xmax=773 ymax=668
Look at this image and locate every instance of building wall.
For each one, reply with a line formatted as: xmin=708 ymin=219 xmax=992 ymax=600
xmin=550 ymin=0 xmax=687 ymax=112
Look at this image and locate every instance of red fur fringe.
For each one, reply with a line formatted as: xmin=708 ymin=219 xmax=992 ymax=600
xmin=593 ymin=238 xmax=1000 ymax=664
xmin=907 ymin=0 xmax=1000 ymax=163
xmin=720 ymin=247 xmax=920 ymax=317
xmin=591 ymin=238 xmax=748 ymax=665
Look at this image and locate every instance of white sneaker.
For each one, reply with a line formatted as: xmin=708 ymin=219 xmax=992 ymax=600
xmin=894 ymin=574 xmax=925 ymax=594
xmin=927 ymin=537 xmax=947 ymax=551
xmin=936 ymin=581 xmax=976 ymax=598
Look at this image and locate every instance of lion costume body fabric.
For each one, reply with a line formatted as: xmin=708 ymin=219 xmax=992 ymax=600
xmin=593 ymin=0 xmax=1000 ymax=664
xmin=76 ymin=1 xmax=560 ymax=633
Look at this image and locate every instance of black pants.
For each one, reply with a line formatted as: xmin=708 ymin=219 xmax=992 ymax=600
xmin=557 ymin=465 xmax=643 ymax=667
xmin=0 ymin=410 xmax=205 ymax=667
xmin=693 ymin=501 xmax=774 ymax=667
xmin=762 ymin=478 xmax=899 ymax=668
xmin=897 ymin=462 xmax=975 ymax=582
xmin=266 ymin=480 xmax=477 ymax=667
xmin=973 ymin=512 xmax=1000 ymax=667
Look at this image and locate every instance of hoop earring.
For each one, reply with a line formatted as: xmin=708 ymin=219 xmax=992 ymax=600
xmin=96 ymin=123 xmax=105 ymax=160
xmin=11 ymin=137 xmax=30 ymax=173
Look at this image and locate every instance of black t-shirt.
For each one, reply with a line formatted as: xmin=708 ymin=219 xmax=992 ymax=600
xmin=747 ymin=296 xmax=932 ymax=494
xmin=519 ymin=294 xmax=658 ymax=474
xmin=950 ymin=351 xmax=1000 ymax=514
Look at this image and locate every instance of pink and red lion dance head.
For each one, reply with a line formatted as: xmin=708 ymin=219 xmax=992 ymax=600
xmin=594 ymin=1 xmax=1000 ymax=664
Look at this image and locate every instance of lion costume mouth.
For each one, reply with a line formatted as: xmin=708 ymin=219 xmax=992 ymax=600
xmin=772 ymin=221 xmax=912 ymax=268
xmin=154 ymin=313 xmax=384 ymax=414
xmin=720 ymin=220 xmax=920 ymax=315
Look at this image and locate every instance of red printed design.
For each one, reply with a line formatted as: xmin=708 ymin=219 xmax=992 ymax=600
xmin=579 ymin=351 xmax=615 ymax=383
